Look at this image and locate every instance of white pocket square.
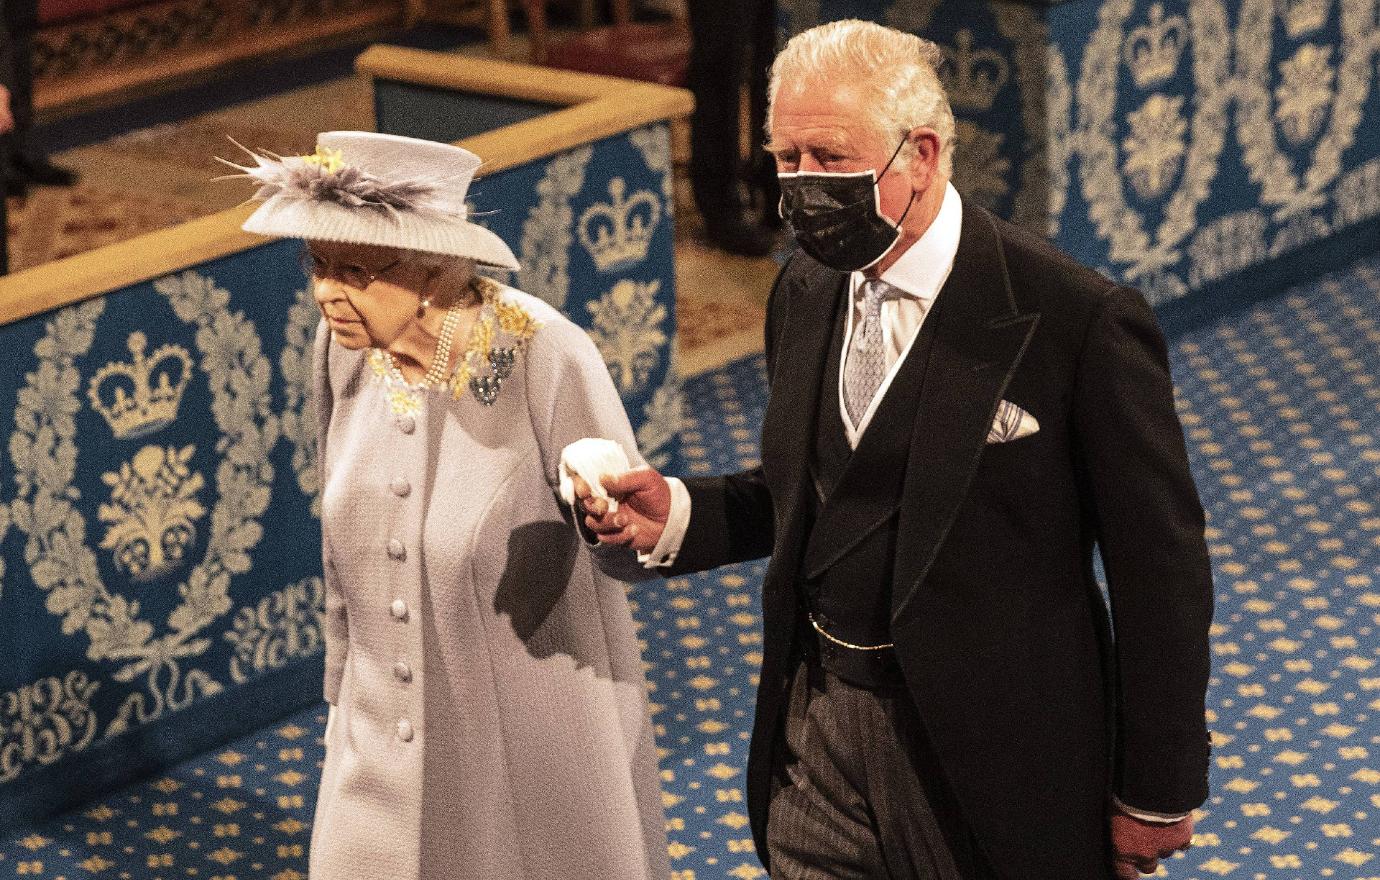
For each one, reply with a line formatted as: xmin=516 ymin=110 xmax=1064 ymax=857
xmin=987 ymin=400 xmax=1039 ymax=444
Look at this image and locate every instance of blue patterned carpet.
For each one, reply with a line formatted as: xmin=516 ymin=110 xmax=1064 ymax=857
xmin=2 ymin=255 xmax=1379 ymax=878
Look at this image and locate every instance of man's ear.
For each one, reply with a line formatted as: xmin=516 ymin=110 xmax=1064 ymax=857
xmin=905 ymin=126 xmax=943 ymax=194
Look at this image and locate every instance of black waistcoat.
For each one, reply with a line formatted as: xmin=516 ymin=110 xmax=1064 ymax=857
xmin=800 ymin=286 xmax=939 ymax=646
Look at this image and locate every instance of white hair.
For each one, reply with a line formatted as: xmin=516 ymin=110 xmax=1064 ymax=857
xmin=398 ymin=248 xmax=475 ymax=274
xmin=397 ymin=249 xmax=482 ymax=306
xmin=767 ymin=19 xmax=955 ymax=177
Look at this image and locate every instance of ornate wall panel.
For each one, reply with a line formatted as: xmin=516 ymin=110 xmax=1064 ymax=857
xmin=492 ymin=128 xmax=684 ymax=470
xmin=779 ymin=0 xmax=1380 ymax=308
xmin=778 ymin=0 xmax=1056 ymax=234
xmin=1053 ymin=0 xmax=1380 ymax=304
xmin=0 ymin=239 xmax=329 ymax=827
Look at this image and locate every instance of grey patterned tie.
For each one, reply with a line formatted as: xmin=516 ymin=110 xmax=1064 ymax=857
xmin=843 ymin=279 xmax=899 ymax=426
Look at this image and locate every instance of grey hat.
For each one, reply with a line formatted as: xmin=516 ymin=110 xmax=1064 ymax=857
xmin=227 ymin=130 xmax=519 ymax=270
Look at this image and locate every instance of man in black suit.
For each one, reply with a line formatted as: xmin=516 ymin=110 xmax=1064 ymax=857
xmin=1 ymin=0 xmax=77 ymax=196
xmin=578 ymin=18 xmax=1212 ymax=880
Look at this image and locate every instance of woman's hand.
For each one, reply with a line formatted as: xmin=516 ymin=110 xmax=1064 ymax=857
xmin=574 ymin=468 xmax=671 ymax=554
xmin=325 ymin=704 xmax=337 ymax=745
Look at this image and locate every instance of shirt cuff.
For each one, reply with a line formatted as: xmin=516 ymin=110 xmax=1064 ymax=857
xmin=1113 ymin=795 xmax=1191 ymax=824
xmin=637 ymin=476 xmax=690 ymax=568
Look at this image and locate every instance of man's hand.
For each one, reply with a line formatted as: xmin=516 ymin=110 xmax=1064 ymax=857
xmin=1111 ymin=808 xmax=1194 ymax=878
xmin=573 ymin=467 xmax=671 ymax=554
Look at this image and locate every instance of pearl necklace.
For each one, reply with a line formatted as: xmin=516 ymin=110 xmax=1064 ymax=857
xmin=418 ymin=303 xmax=464 ymax=388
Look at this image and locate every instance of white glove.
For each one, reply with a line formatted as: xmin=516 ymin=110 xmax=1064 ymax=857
xmin=325 ymin=704 xmax=337 ymax=744
xmin=559 ymin=438 xmax=631 ymax=514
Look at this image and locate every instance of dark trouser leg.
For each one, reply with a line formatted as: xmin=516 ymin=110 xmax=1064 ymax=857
xmin=885 ymin=679 xmax=1003 ymax=880
xmin=686 ymin=0 xmax=752 ymax=227
xmin=685 ymin=0 xmax=777 ymax=254
xmin=745 ymin=0 xmax=779 ymax=223
xmin=766 ymin=660 xmax=969 ymax=880
xmin=2 ymin=0 xmax=38 ymax=163
xmin=1 ymin=188 xmax=9 ymax=275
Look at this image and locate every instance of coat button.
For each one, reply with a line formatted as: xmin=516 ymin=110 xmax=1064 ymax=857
xmin=397 ymin=414 xmax=415 ymax=434
xmin=393 ymin=661 xmax=412 ymax=683
xmin=397 ymin=718 xmax=414 ymax=742
xmin=390 ymin=599 xmax=408 ymax=620
xmin=387 ymin=539 xmax=406 ymax=560
xmin=390 ymin=477 xmax=411 ymax=498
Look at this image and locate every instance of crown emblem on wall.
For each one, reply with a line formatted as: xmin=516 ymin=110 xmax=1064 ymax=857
xmin=1123 ymin=3 xmax=1188 ymax=90
xmin=942 ymin=30 xmax=1010 ymax=113
xmin=1283 ymin=0 xmax=1329 ymax=38
xmin=578 ymin=178 xmax=661 ymax=273
xmin=87 ymin=331 xmax=194 ymax=439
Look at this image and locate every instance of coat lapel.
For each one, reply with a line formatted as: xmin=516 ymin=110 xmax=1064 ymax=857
xmin=760 ymin=263 xmax=848 ymax=580
xmin=801 ymin=310 xmax=933 ymax=579
xmin=890 ymin=207 xmax=1041 ymax=625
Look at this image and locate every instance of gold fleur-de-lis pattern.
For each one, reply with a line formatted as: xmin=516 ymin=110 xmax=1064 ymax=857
xmin=1161 ymin=260 xmax=1380 ymax=879
xmin=0 ymin=715 xmax=326 ymax=880
xmin=638 ymin=361 xmax=769 ymax=878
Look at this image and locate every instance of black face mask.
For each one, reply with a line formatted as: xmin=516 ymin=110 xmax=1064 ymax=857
xmin=777 ymin=138 xmax=915 ymax=273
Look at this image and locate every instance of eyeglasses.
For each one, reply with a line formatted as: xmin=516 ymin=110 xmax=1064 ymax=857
xmin=300 ymin=250 xmax=403 ymax=290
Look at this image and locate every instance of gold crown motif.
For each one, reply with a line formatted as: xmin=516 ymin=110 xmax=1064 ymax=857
xmin=1283 ymin=0 xmax=1328 ymax=38
xmin=578 ymin=178 xmax=661 ymax=272
xmin=942 ymin=30 xmax=1010 ymax=113
xmin=87 ymin=332 xmax=194 ymax=439
xmin=1123 ymin=3 xmax=1188 ymax=90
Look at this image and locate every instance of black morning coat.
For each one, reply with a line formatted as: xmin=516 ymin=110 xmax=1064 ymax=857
xmin=669 ymin=205 xmax=1214 ymax=878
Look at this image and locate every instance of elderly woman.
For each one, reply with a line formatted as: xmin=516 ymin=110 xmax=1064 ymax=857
xmin=229 ymin=131 xmax=668 ymax=880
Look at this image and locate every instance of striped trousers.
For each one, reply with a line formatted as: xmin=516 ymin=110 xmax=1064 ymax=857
xmin=765 ymin=659 xmax=999 ymax=880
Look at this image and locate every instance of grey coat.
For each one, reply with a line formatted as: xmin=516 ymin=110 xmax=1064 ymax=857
xmin=307 ymin=289 xmax=668 ymax=880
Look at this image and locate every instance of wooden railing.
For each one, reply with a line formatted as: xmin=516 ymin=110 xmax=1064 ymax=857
xmin=1 ymin=45 xmax=691 ymax=328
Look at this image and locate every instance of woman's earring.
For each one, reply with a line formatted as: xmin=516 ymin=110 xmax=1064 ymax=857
xmin=417 ymin=297 xmax=430 ymax=318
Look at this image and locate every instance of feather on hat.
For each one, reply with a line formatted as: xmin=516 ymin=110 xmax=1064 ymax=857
xmin=222 ymin=131 xmax=519 ymax=270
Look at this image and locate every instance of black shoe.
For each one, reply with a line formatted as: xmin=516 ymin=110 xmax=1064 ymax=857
xmin=11 ymin=155 xmax=78 ymax=187
xmin=705 ymin=218 xmax=777 ymax=257
xmin=5 ymin=175 xmax=28 ymax=198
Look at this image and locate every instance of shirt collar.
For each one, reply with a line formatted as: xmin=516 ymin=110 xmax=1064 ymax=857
xmin=852 ymin=181 xmax=963 ymax=304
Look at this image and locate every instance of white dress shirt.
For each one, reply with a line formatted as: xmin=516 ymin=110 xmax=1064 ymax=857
xmin=837 ymin=181 xmax=962 ymax=445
